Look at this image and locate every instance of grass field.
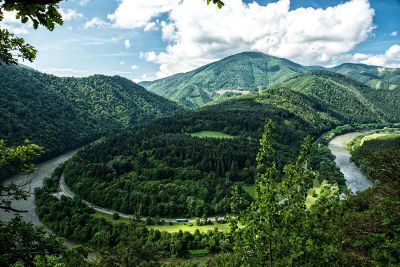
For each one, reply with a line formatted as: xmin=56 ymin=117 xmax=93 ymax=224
xmin=190 ymin=131 xmax=234 ymax=139
xmin=92 ymin=212 xmax=230 ymax=233
xmin=147 ymin=222 xmax=230 ymax=233
xmin=92 ymin=211 xmax=131 ymax=224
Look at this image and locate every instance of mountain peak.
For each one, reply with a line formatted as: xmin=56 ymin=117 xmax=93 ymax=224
xmin=143 ymin=51 xmax=306 ymax=108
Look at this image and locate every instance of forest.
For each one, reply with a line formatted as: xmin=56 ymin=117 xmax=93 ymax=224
xmin=0 ymin=64 xmax=182 ymax=181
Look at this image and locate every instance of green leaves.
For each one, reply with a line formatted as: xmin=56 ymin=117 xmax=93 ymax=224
xmin=206 ymin=0 xmax=225 ymax=9
xmin=0 ymin=29 xmax=37 ymax=64
xmin=0 ymin=0 xmax=62 ymax=64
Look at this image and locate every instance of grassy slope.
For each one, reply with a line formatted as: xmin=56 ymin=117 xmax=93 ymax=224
xmin=190 ymin=131 xmax=235 ymax=139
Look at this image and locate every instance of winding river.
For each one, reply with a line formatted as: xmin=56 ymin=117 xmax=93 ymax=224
xmin=328 ymin=132 xmax=373 ymax=193
xmin=0 ymin=131 xmax=373 ymax=227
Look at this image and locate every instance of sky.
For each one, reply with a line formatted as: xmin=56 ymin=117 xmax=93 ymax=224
xmin=1 ymin=0 xmax=400 ymax=81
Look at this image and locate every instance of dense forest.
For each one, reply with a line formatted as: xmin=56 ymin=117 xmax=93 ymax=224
xmin=0 ymin=64 xmax=182 ymax=179
xmin=61 ymin=71 xmax=400 ymax=217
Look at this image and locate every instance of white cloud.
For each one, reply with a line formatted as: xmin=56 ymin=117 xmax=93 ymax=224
xmin=390 ymin=31 xmax=398 ymax=37
xmin=0 ymin=11 xmax=31 ymax=34
xmin=124 ymin=39 xmax=132 ymax=49
xmin=120 ymin=61 xmax=126 ymax=65
xmin=59 ymin=8 xmax=84 ymax=21
xmin=108 ymin=0 xmax=177 ymax=29
xmin=352 ymin=44 xmax=400 ymax=67
xmin=131 ymin=64 xmax=139 ymax=70
xmin=84 ymin=17 xmax=109 ymax=29
xmin=144 ymin=21 xmax=158 ymax=32
xmin=109 ymin=0 xmax=375 ymax=78
xmin=133 ymin=73 xmax=157 ymax=83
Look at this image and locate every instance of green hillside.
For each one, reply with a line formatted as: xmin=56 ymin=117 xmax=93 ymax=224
xmin=331 ymin=63 xmax=400 ymax=90
xmin=141 ymin=52 xmax=400 ymax=109
xmin=0 ymin=65 xmax=183 ymax=165
xmin=265 ymin=71 xmax=400 ymax=126
xmin=141 ymin=52 xmax=306 ymax=108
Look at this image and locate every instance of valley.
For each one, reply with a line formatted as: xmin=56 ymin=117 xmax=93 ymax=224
xmin=2 ymin=52 xmax=400 ymax=266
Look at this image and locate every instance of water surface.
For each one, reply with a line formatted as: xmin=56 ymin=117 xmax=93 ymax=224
xmin=328 ymin=132 xmax=373 ymax=193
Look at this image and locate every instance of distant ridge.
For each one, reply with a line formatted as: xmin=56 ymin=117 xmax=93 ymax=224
xmin=140 ymin=51 xmax=400 ymax=108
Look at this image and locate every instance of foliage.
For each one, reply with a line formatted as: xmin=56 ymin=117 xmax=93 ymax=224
xmin=230 ymin=121 xmax=342 ymax=266
xmin=0 ymin=0 xmax=63 ymax=64
xmin=0 ymin=139 xmax=43 ymax=212
xmin=0 ymin=215 xmax=64 ymax=266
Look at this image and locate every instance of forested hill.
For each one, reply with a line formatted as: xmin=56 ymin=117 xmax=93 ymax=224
xmin=140 ymin=52 xmax=400 ymax=108
xmin=265 ymin=71 xmax=400 ymax=127
xmin=140 ymin=52 xmax=306 ymax=108
xmin=331 ymin=63 xmax=400 ymax=90
xmin=0 ymin=65 xmax=183 ymax=162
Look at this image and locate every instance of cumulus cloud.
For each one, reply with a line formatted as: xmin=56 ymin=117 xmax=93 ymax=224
xmin=124 ymin=39 xmax=132 ymax=49
xmin=109 ymin=0 xmax=375 ymax=78
xmin=390 ymin=31 xmax=398 ymax=37
xmin=59 ymin=8 xmax=84 ymax=21
xmin=107 ymin=0 xmax=177 ymax=29
xmin=352 ymin=44 xmax=400 ymax=67
xmin=84 ymin=17 xmax=109 ymax=29
xmin=131 ymin=64 xmax=139 ymax=70
xmin=0 ymin=11 xmax=31 ymax=34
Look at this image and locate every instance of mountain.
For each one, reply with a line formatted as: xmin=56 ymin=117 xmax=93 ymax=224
xmin=331 ymin=63 xmax=400 ymax=90
xmin=266 ymin=71 xmax=400 ymax=126
xmin=0 ymin=64 xmax=183 ymax=162
xmin=140 ymin=52 xmax=306 ymax=108
xmin=141 ymin=52 xmax=400 ymax=108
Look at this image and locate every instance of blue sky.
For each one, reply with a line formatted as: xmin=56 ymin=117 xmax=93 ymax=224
xmin=5 ymin=0 xmax=400 ymax=81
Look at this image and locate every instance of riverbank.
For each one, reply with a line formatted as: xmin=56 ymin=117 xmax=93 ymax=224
xmin=328 ymin=132 xmax=374 ymax=193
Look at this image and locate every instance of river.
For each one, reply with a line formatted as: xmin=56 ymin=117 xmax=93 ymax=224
xmin=328 ymin=132 xmax=373 ymax=193
xmin=0 ymin=149 xmax=78 ymax=226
